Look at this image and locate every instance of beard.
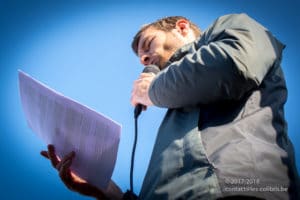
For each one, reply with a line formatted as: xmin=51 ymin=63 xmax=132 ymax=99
xmin=158 ymin=46 xmax=179 ymax=70
xmin=156 ymin=32 xmax=185 ymax=69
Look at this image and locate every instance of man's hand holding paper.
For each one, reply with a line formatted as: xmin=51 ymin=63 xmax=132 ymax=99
xmin=18 ymin=71 xmax=123 ymax=199
xmin=40 ymin=144 xmax=122 ymax=199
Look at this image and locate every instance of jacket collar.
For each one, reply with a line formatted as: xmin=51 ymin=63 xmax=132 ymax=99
xmin=164 ymin=37 xmax=200 ymax=67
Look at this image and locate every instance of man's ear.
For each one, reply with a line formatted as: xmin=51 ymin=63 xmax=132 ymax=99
xmin=175 ymin=19 xmax=190 ymax=36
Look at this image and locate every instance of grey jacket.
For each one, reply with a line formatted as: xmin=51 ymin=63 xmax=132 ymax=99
xmin=139 ymin=14 xmax=299 ymax=200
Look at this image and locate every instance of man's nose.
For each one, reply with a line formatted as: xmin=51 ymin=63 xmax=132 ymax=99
xmin=140 ymin=54 xmax=151 ymax=66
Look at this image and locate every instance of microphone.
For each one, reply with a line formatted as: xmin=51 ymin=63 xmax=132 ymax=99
xmin=130 ymin=65 xmax=160 ymax=194
xmin=134 ymin=65 xmax=160 ymax=119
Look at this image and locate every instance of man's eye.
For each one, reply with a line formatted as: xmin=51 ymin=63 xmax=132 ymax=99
xmin=145 ymin=40 xmax=151 ymax=51
xmin=145 ymin=37 xmax=155 ymax=51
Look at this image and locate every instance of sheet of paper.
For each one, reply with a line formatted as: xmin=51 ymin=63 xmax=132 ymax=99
xmin=18 ymin=70 xmax=121 ymax=189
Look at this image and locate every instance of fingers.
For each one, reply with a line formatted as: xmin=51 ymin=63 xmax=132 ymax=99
xmin=40 ymin=144 xmax=55 ymax=159
xmin=40 ymin=151 xmax=49 ymax=159
xmin=41 ymin=145 xmax=109 ymax=199
xmin=56 ymin=151 xmax=75 ymax=170
xmin=131 ymin=79 xmax=148 ymax=106
xmin=47 ymin=145 xmax=60 ymax=168
xmin=48 ymin=144 xmax=55 ymax=152
xmin=42 ymin=145 xmax=93 ymax=195
xmin=41 ymin=144 xmax=76 ymax=171
xmin=57 ymin=151 xmax=76 ymax=191
xmin=59 ymin=158 xmax=74 ymax=189
xmin=140 ymin=72 xmax=155 ymax=78
xmin=131 ymin=73 xmax=155 ymax=107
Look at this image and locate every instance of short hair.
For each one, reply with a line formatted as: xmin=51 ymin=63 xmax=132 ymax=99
xmin=131 ymin=16 xmax=201 ymax=55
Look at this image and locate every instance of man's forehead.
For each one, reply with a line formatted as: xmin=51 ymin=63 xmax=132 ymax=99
xmin=139 ymin=27 xmax=156 ymax=40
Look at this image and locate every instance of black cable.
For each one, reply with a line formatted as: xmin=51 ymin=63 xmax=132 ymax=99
xmin=130 ymin=116 xmax=139 ymax=193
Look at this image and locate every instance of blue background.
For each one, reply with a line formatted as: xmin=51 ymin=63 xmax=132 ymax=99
xmin=0 ymin=0 xmax=299 ymax=199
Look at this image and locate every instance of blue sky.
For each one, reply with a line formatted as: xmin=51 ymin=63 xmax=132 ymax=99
xmin=0 ymin=0 xmax=299 ymax=199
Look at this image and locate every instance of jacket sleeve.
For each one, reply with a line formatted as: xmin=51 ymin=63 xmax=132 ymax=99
xmin=148 ymin=13 xmax=285 ymax=108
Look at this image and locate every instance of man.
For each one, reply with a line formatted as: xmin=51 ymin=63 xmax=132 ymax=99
xmin=42 ymin=13 xmax=299 ymax=199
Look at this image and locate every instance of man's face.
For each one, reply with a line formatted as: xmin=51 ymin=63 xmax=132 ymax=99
xmin=137 ymin=27 xmax=186 ymax=69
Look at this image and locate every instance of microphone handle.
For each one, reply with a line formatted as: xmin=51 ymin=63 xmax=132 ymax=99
xmin=134 ymin=104 xmax=143 ymax=119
